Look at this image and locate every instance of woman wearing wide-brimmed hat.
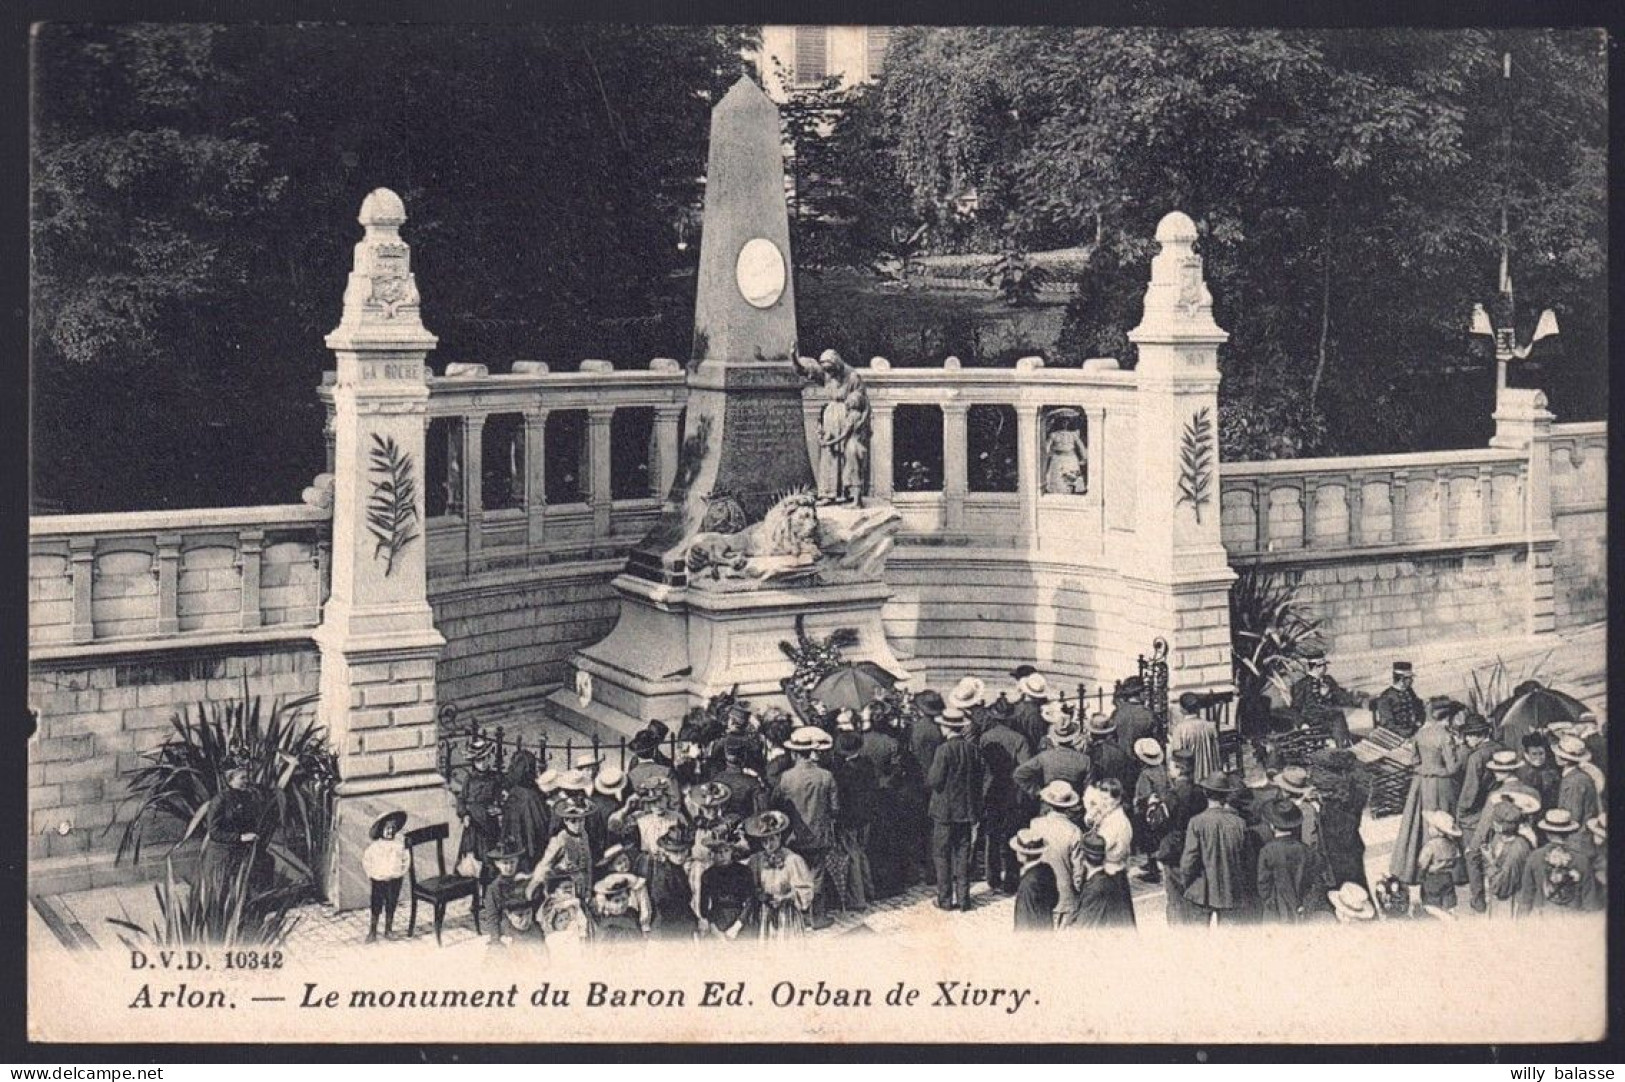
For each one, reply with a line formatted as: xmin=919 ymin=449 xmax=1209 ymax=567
xmin=1041 ymin=406 xmax=1088 ymax=495
xmin=744 ymin=811 xmax=816 ymax=939
xmin=456 ymin=733 xmax=503 ymax=885
xmin=529 ymin=795 xmax=596 ymax=903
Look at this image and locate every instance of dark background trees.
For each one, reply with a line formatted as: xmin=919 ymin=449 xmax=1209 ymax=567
xmin=31 ymin=25 xmax=1606 ymax=511
xmin=795 ymin=27 xmax=1606 ymax=460
xmin=32 ymin=23 xmax=754 ymax=511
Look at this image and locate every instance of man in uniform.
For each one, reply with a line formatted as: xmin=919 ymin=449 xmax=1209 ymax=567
xmin=1288 ymin=645 xmax=1367 ymax=748
xmin=1372 ymin=661 xmax=1424 ymax=739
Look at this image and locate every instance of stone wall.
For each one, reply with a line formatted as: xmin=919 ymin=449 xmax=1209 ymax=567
xmin=27 ymin=643 xmax=321 ymax=894
xmin=883 ymin=550 xmax=1232 ymax=694
xmin=1250 ymin=547 xmax=1529 ymax=659
xmin=1548 ymin=422 xmax=1607 ymax=628
xmin=430 ymin=561 xmax=622 ymax=710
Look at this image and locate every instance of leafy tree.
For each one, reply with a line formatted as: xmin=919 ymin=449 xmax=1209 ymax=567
xmin=32 ymin=23 xmax=757 ymax=511
xmin=846 ymin=27 xmax=1606 ymax=458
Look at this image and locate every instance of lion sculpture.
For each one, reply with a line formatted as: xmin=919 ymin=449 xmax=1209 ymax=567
xmin=684 ymin=490 xmax=822 ymax=585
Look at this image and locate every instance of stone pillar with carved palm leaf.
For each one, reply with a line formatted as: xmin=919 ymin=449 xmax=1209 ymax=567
xmin=315 ymin=188 xmax=456 ymax=910
xmin=1122 ymin=212 xmax=1236 ymax=698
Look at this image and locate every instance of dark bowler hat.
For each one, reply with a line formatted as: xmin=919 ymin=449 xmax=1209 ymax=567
xmin=836 ymin=731 xmax=865 ymax=755
xmin=629 ymin=727 xmax=663 ymax=757
xmin=486 ymin=843 xmax=525 ymax=864
xmin=1009 ymin=664 xmax=1039 ymax=681
xmin=1079 ymin=833 xmax=1107 ymax=864
xmin=1263 ymin=798 xmax=1303 ymax=832
xmin=1116 ymin=676 xmax=1146 ymax=699
xmin=1460 ymin=713 xmax=1491 ymax=738
xmin=369 ymin=809 xmax=408 ymax=840
xmin=1198 ymin=772 xmax=1240 ymax=796
xmin=1297 ymin=644 xmax=1326 ymax=662
xmin=914 ymin=690 xmax=946 ymax=716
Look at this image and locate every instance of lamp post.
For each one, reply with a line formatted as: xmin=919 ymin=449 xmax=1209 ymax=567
xmin=1469 ymin=50 xmax=1559 ymax=399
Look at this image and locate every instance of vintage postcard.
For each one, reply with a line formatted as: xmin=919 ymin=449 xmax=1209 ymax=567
xmin=25 ymin=21 xmax=1609 ymax=1045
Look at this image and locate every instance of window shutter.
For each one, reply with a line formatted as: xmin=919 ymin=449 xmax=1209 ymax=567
xmin=793 ymin=26 xmax=828 ymax=84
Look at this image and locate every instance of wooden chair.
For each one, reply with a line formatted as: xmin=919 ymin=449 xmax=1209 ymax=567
xmin=404 ymin=823 xmax=480 ymax=945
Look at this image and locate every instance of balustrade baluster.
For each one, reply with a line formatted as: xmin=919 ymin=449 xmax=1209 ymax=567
xmin=238 ymin=528 xmax=265 ymax=628
xmin=464 ymin=414 xmax=486 ymax=573
xmin=156 ymin=533 xmax=182 ymax=635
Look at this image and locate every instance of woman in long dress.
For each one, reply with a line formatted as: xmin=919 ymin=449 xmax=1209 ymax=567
xmin=1388 ymin=701 xmax=1464 ymax=896
xmin=1042 ymin=410 xmax=1088 ymax=494
xmin=200 ymin=764 xmax=265 ymax=905
xmin=745 ymin=811 xmax=815 ymax=939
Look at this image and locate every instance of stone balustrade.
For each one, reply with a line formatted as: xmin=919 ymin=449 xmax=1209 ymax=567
xmin=28 ymin=504 xmax=332 ymax=659
xmin=1219 ymin=447 xmax=1531 ymax=563
xmin=320 ymin=361 xmax=686 ymax=580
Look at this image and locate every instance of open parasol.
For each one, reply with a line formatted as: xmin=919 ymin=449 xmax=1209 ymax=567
xmin=1491 ymin=686 xmax=1590 ymax=733
xmin=809 ymin=661 xmax=899 ymax=714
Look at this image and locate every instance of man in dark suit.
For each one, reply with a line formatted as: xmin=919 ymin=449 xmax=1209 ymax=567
xmin=773 ymin=726 xmax=839 ymax=929
xmin=902 ymin=689 xmax=947 ymax=888
xmin=1086 ymin=713 xmax=1134 ymax=791
xmin=978 ymin=700 xmax=1035 ymax=894
xmin=1013 ymin=711 xmax=1092 ymax=798
xmin=1010 ymin=828 xmax=1058 ymax=932
xmin=1156 ymin=749 xmax=1203 ymax=922
xmin=712 ymin=735 xmax=769 ymax=821
xmin=1111 ymin=676 xmax=1159 ymax=755
xmin=1255 ymin=797 xmax=1321 ymax=923
xmin=1073 ymin=832 xmax=1136 ymax=928
xmin=857 ymin=708 xmax=907 ymax=898
xmin=1009 ymin=667 xmax=1053 ymax=751
xmin=1180 ymin=773 xmax=1251 ymax=926
xmin=1453 ymin=713 xmax=1499 ymax=912
xmin=927 ymin=707 xmax=983 ymax=911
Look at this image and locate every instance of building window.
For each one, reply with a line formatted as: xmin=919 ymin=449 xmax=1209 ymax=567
xmin=866 ymin=26 xmax=890 ymax=79
xmin=793 ymin=26 xmax=828 ymax=85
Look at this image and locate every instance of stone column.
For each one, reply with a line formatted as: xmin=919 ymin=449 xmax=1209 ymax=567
xmin=1016 ymin=404 xmax=1040 ymax=541
xmin=155 ymin=534 xmax=182 ymax=635
xmin=238 ymin=529 xmax=264 ymax=629
xmin=524 ymin=406 xmax=549 ymax=553
xmin=653 ymin=405 xmax=683 ymax=501
xmin=869 ymin=403 xmax=895 ymax=502
xmin=1490 ymin=388 xmax=1558 ymax=635
xmin=69 ymin=538 xmax=95 ymax=644
xmin=1122 ymin=211 xmax=1236 ymax=696
xmin=942 ymin=401 xmax=969 ymax=533
xmin=315 ymin=188 xmax=454 ymax=911
xmin=462 ymin=413 xmax=485 ymax=572
xmin=588 ymin=406 xmax=615 ymax=541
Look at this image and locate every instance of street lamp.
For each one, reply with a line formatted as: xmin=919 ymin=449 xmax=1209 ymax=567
xmin=1468 ymin=49 xmax=1561 ymax=397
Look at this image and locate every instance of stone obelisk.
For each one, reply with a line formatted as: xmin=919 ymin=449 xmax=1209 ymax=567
xmin=627 ymin=76 xmax=816 ymax=582
xmin=553 ymin=77 xmax=909 ymax=733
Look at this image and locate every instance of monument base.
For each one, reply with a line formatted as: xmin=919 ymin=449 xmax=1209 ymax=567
xmin=547 ymin=574 xmax=913 ymax=738
xmin=324 ymin=773 xmax=460 ymax=913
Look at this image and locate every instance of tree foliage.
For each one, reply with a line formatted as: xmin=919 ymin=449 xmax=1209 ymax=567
xmin=32 ymin=23 xmax=757 ymax=510
xmin=846 ymin=28 xmax=1606 ymax=458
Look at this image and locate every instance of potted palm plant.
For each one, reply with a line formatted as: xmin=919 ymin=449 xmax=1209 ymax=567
xmin=1229 ymin=567 xmax=1325 ymax=749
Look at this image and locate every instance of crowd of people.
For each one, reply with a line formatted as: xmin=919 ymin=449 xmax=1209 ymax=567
xmin=354 ymin=660 xmax=1607 ymax=949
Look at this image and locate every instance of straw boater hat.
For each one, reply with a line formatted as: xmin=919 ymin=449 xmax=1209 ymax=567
xmin=1040 ymin=699 xmax=1071 ymax=728
xmin=785 ymin=725 xmax=834 ymax=753
xmin=1035 ymin=780 xmax=1079 ymax=810
xmin=1423 ymin=809 xmax=1462 ymax=837
xmin=1536 ymin=809 xmax=1581 ymax=835
xmin=1485 ymin=750 xmax=1522 ymax=774
xmin=1087 ymin=713 xmax=1116 ymax=737
xmin=1553 ymin=734 xmax=1592 ymax=764
xmin=557 ymin=768 xmax=594 ymax=794
xmin=1132 ymin=738 xmax=1164 ymax=767
xmin=537 ymin=767 xmax=562 ymax=793
xmin=1009 ymin=829 xmax=1047 ymax=858
xmin=573 ymin=751 xmax=603 ymax=773
xmin=594 ymin=872 xmax=638 ymax=900
xmin=1328 ymin=882 xmax=1377 ymax=921
xmin=467 ymin=734 xmax=497 ymax=762
xmin=594 ymin=766 xmax=627 ymax=800
xmin=1274 ymin=765 xmax=1313 ymax=796
xmin=947 ymin=677 xmax=987 ymax=712
xmin=1017 ymin=673 xmax=1050 ymax=700
xmin=744 ymin=810 xmax=791 ymax=840
xmin=693 ymin=781 xmax=733 ymax=810
xmin=594 ymin=843 xmax=629 ymax=872
xmin=1050 ymin=717 xmax=1084 ymax=747
xmin=937 ymin=706 xmax=972 ymax=732
xmin=369 ymin=810 xmax=408 ymax=840
xmin=1504 ymin=789 xmax=1542 ymax=816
